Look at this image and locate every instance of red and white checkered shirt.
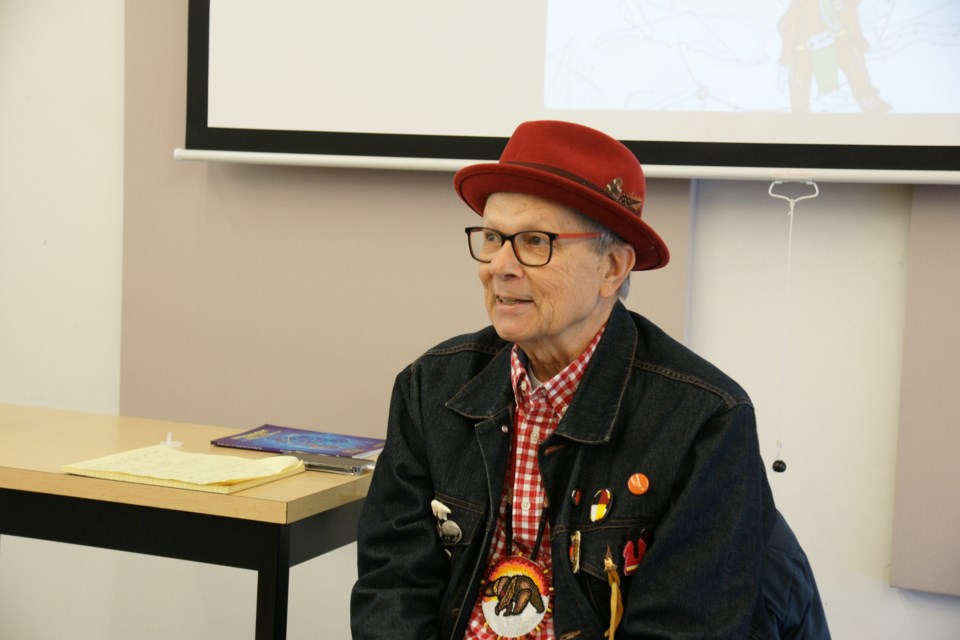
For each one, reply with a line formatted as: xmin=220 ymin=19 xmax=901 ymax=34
xmin=465 ymin=326 xmax=605 ymax=639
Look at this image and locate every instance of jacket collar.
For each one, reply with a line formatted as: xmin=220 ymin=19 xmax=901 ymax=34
xmin=446 ymin=302 xmax=637 ymax=445
xmin=444 ymin=339 xmax=515 ymax=422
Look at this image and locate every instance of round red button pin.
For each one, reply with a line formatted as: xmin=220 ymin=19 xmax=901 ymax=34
xmin=627 ymin=473 xmax=649 ymax=495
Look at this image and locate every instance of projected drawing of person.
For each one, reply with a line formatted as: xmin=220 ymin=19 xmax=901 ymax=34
xmin=778 ymin=0 xmax=891 ymax=113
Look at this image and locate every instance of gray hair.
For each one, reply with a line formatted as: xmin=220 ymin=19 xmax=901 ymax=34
xmin=573 ymin=211 xmax=632 ymax=300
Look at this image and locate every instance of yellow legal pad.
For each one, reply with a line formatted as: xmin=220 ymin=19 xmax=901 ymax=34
xmin=62 ymin=445 xmax=306 ymax=494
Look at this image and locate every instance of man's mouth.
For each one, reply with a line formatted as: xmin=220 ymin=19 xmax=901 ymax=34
xmin=496 ymin=296 xmax=530 ymax=306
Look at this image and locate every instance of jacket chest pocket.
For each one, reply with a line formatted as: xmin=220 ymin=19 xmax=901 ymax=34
xmin=432 ymin=492 xmax=488 ymax=638
xmin=431 ymin=491 xmax=486 ymax=553
xmin=565 ymin=521 xmax=654 ymax=617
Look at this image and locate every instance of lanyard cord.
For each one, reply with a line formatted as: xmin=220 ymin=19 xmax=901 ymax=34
xmin=504 ymin=499 xmax=550 ymax=561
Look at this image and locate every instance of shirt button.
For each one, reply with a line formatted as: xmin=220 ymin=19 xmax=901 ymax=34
xmin=520 ymin=380 xmax=528 ymax=391
xmin=521 ymin=499 xmax=531 ymax=511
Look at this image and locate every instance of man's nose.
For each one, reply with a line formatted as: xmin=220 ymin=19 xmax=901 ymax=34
xmin=488 ymin=238 xmax=524 ymax=274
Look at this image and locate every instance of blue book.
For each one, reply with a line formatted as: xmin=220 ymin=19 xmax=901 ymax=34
xmin=211 ymin=424 xmax=385 ymax=458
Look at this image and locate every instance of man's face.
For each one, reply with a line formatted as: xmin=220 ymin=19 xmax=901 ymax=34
xmin=478 ymin=192 xmax=620 ymax=373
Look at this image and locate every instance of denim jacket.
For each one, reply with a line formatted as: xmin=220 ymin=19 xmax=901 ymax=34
xmin=351 ymin=302 xmax=776 ymax=639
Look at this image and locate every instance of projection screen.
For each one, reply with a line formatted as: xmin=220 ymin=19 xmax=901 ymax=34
xmin=178 ymin=0 xmax=960 ymax=183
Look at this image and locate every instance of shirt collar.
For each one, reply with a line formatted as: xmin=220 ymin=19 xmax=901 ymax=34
xmin=510 ymin=324 xmax=606 ymax=415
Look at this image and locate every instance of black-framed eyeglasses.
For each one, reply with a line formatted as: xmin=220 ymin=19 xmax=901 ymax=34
xmin=465 ymin=227 xmax=601 ymax=267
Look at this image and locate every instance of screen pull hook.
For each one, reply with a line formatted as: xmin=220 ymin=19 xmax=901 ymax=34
xmin=768 ymin=179 xmax=819 ymax=217
xmin=766 ymin=179 xmax=818 ymax=475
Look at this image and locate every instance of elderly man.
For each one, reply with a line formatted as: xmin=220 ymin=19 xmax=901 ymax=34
xmin=351 ymin=121 xmax=777 ymax=639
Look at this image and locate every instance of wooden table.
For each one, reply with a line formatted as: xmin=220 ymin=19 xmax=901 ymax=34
xmin=0 ymin=404 xmax=371 ymax=639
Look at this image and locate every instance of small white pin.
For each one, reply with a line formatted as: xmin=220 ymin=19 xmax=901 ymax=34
xmin=439 ymin=520 xmax=463 ymax=545
xmin=431 ymin=499 xmax=452 ymax=521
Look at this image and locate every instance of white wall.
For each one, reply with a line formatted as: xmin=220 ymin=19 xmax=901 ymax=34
xmin=0 ymin=0 xmax=123 ymax=413
xmin=688 ymin=180 xmax=960 ymax=639
xmin=2 ymin=1 xmax=960 ymax=638
xmin=0 ymin=2 xmax=131 ymax=638
xmin=0 ymin=6 xmax=366 ymax=639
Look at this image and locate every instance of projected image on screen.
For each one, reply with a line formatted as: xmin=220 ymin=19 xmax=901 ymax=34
xmin=545 ymin=0 xmax=960 ymax=115
xmin=188 ymin=0 xmax=960 ymax=177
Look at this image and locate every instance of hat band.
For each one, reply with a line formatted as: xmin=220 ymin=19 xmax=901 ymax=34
xmin=503 ymin=162 xmax=642 ymax=212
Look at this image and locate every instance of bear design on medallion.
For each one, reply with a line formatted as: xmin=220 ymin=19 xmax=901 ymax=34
xmin=484 ymin=573 xmax=546 ymax=616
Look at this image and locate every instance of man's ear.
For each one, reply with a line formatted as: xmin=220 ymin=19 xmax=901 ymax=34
xmin=600 ymin=243 xmax=635 ymax=298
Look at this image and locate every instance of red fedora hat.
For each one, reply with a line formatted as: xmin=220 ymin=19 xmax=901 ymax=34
xmin=454 ymin=120 xmax=669 ymax=271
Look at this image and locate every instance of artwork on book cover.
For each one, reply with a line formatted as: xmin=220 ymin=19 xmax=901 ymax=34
xmin=211 ymin=425 xmax=385 ymax=458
